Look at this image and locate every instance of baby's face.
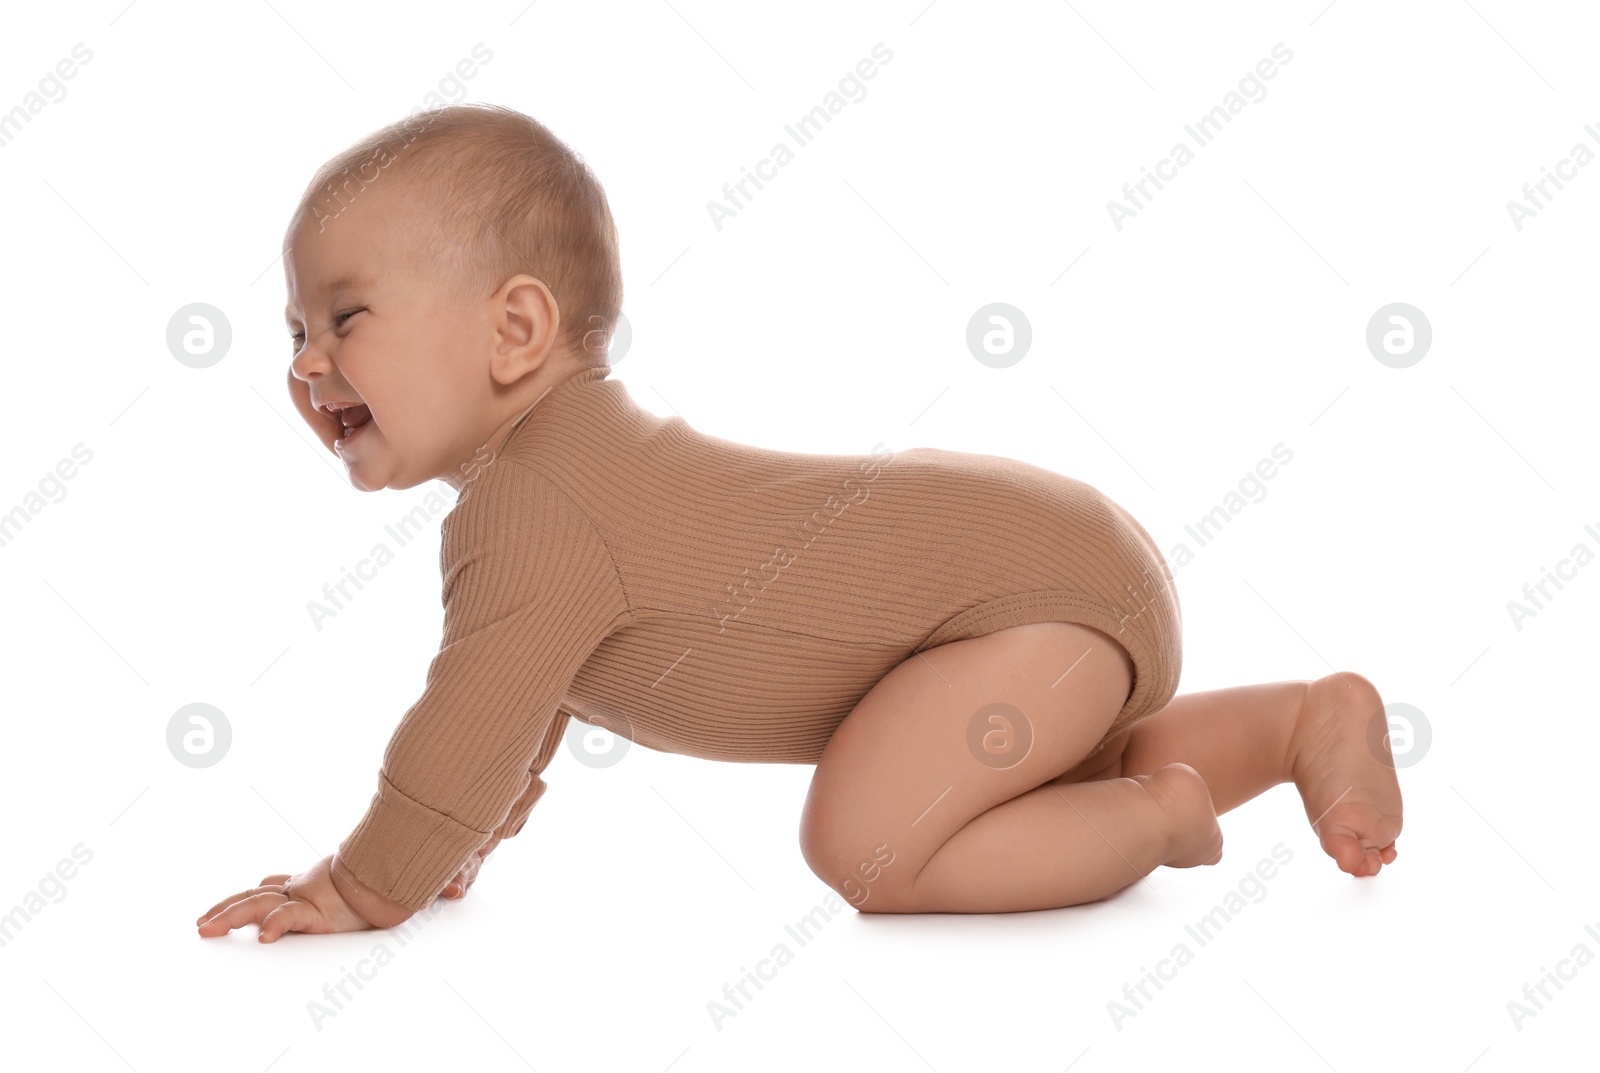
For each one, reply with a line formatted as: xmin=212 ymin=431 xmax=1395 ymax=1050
xmin=284 ymin=181 xmax=501 ymax=493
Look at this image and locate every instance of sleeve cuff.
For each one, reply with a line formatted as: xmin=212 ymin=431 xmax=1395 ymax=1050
xmin=336 ymin=772 xmax=498 ymax=913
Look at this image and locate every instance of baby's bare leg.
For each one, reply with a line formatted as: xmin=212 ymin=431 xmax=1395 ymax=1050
xmin=1087 ymin=681 xmax=1309 ymax=814
xmin=799 ymin=622 xmax=1221 ymax=915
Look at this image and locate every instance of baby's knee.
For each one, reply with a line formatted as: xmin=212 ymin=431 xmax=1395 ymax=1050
xmin=798 ymin=825 xmax=908 ymax=912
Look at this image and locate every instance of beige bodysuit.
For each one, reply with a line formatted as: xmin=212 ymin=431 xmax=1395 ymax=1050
xmin=338 ymin=365 xmax=1183 ymax=910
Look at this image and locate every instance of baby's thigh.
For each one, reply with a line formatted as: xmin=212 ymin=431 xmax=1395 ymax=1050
xmin=797 ymin=620 xmax=1133 ymax=909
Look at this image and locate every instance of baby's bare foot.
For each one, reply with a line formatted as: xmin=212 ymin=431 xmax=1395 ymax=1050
xmin=1133 ymin=762 xmax=1223 ymax=868
xmin=1288 ymin=672 xmax=1404 ymax=877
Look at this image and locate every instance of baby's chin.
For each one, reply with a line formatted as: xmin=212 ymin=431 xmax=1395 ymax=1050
xmin=346 ymin=451 xmax=447 ymax=494
xmin=329 ymin=424 xmax=461 ymax=492
xmin=334 ymin=425 xmax=400 ymax=491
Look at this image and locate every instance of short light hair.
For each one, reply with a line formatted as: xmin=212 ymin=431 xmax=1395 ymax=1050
xmin=287 ymin=103 xmax=623 ymax=367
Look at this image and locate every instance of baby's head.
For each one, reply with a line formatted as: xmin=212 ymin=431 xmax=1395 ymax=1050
xmin=283 ymin=103 xmax=623 ymax=492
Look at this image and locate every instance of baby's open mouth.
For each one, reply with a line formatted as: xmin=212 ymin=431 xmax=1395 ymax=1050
xmin=333 ymin=403 xmax=373 ymax=439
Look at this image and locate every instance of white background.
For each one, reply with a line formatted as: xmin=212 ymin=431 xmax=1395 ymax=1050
xmin=1 ymin=1 xmax=1596 ymax=1070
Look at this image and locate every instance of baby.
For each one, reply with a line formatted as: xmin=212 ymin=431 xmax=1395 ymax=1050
xmin=197 ymin=104 xmax=1402 ymax=941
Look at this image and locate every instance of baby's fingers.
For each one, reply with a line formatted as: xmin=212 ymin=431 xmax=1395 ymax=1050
xmin=259 ymin=899 xmax=320 ymax=943
xmin=197 ymin=891 xmax=286 ymax=938
xmin=443 ymin=859 xmax=479 ymax=898
xmin=445 ymin=843 xmax=494 ymax=898
xmin=196 ymin=883 xmax=285 ymax=926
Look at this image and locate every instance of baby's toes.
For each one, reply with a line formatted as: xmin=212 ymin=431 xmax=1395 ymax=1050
xmin=1324 ymin=832 xmax=1391 ymax=876
xmin=1320 ymin=830 xmax=1367 ymax=875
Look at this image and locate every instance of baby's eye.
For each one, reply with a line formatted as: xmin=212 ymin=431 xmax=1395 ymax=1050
xmin=288 ymin=309 xmax=364 ymax=349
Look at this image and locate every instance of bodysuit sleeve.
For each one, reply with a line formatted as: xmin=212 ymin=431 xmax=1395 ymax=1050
xmin=336 ymin=461 xmax=630 ymax=912
xmin=487 ymin=706 xmax=574 ymax=843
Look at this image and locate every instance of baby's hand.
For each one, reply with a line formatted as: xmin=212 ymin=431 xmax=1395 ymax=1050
xmin=442 ymin=833 xmax=503 ymax=898
xmin=196 ymin=855 xmax=373 ymax=942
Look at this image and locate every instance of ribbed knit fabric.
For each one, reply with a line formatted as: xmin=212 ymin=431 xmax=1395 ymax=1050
xmin=337 ymin=365 xmax=1184 ymax=911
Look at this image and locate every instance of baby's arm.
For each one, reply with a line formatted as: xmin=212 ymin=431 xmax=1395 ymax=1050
xmin=197 ymin=464 xmax=629 ymax=939
xmin=441 ymin=710 xmax=570 ymax=898
xmin=335 ymin=466 xmax=629 ymax=914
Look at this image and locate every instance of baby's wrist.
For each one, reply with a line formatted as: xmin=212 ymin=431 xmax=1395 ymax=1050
xmin=329 ymin=853 xmax=417 ymax=928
